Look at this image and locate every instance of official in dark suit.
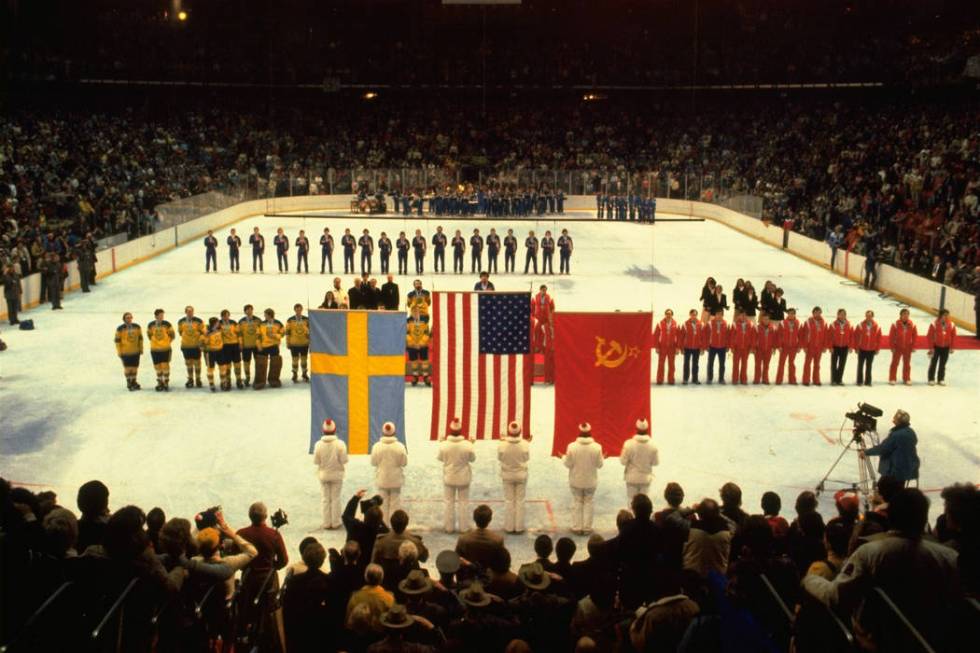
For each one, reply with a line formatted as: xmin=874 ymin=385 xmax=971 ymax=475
xmin=380 ymin=275 xmax=400 ymax=310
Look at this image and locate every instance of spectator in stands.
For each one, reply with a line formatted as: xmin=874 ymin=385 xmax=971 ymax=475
xmin=455 ymin=504 xmax=505 ymax=571
xmin=720 ymin=482 xmax=749 ymax=531
xmin=683 ymin=498 xmax=733 ymax=578
xmin=75 ymin=479 xmax=110 ymax=552
xmin=283 ymin=540 xmax=333 ymax=653
xmin=530 ymin=534 xmax=556 ymax=572
xmin=343 ymin=490 xmax=389 ymax=572
xmin=761 ymin=491 xmax=790 ymax=541
xmin=373 ymin=508 xmax=429 ymax=571
xmin=486 ymin=548 xmax=522 ymax=600
xmin=346 ymin=563 xmax=395 ymax=632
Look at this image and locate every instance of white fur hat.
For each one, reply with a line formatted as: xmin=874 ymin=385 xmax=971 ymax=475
xmin=382 ymin=421 xmax=396 ymax=437
xmin=636 ymin=418 xmax=649 ymax=433
xmin=578 ymin=422 xmax=592 ymax=436
xmin=322 ymin=419 xmax=337 ymax=435
xmin=449 ymin=418 xmax=463 ymax=436
xmin=507 ymin=421 xmax=522 ymax=437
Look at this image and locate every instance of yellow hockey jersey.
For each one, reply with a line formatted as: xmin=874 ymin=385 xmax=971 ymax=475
xmin=204 ymin=329 xmax=225 ymax=353
xmin=115 ymin=323 xmax=143 ymax=356
xmin=178 ymin=316 xmax=205 ymax=348
xmin=219 ymin=319 xmax=239 ymax=345
xmin=406 ymin=290 xmax=431 ymax=317
xmin=406 ymin=318 xmax=430 ymax=348
xmin=146 ymin=320 xmax=175 ymax=351
xmin=285 ymin=315 xmax=310 ymax=347
xmin=258 ymin=319 xmax=284 ymax=349
xmin=238 ymin=316 xmax=262 ymax=348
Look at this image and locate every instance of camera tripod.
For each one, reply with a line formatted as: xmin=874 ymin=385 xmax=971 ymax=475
xmin=815 ymin=429 xmax=878 ymax=511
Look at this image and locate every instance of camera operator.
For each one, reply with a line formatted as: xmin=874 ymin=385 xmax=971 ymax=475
xmin=343 ymin=489 xmax=389 ymax=572
xmin=859 ymin=410 xmax=920 ymax=486
xmin=236 ymin=502 xmax=289 ymax=649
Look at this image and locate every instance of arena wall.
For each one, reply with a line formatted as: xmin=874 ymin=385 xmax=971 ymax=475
xmin=2 ymin=196 xmax=976 ymax=333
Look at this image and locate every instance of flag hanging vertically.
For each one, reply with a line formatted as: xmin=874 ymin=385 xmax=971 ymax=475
xmin=309 ymin=310 xmax=406 ymax=454
xmin=552 ymin=312 xmax=652 ymax=456
xmin=430 ymin=292 xmax=532 ymax=441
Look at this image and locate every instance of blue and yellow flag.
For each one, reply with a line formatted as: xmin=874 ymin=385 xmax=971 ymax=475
xmin=309 ymin=310 xmax=406 ymax=455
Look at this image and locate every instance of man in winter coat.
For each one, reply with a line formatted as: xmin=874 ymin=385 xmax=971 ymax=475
xmin=753 ymin=313 xmax=778 ymax=384
xmin=497 ymin=421 xmax=531 ymax=533
xmin=828 ymin=308 xmax=853 ymax=386
xmin=681 ymin=309 xmax=706 ymax=385
xmin=438 ymin=419 xmax=476 ymax=533
xmin=313 ymin=419 xmax=349 ymax=529
xmin=853 ymin=310 xmax=882 ymax=386
xmin=888 ymin=309 xmax=917 ymax=385
xmin=861 ymin=410 xmax=920 ymax=483
xmin=728 ymin=310 xmax=755 ymax=385
xmin=926 ymin=309 xmax=957 ymax=386
xmin=776 ymin=308 xmax=803 ymax=384
xmin=801 ymin=306 xmax=830 ymax=386
xmin=654 ymin=309 xmax=679 ymax=385
xmin=370 ymin=422 xmax=408 ymax=521
xmin=564 ymin=423 xmax=604 ymax=534
xmin=619 ymin=418 xmax=659 ymax=502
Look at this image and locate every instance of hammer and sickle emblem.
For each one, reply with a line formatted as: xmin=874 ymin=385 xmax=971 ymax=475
xmin=594 ymin=336 xmax=639 ymax=368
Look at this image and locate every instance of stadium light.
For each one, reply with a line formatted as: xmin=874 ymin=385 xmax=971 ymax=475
xmin=178 ymin=11 xmax=188 ymax=21
xmin=363 ymin=92 xmax=378 ymax=100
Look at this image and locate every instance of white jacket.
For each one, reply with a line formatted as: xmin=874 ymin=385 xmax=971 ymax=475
xmin=497 ymin=437 xmax=530 ymax=483
xmin=313 ymin=435 xmax=348 ymax=482
xmin=437 ymin=435 xmax=475 ymax=487
xmin=370 ymin=436 xmax=408 ymax=489
xmin=564 ymin=436 xmax=604 ymax=489
xmin=619 ymin=434 xmax=659 ymax=484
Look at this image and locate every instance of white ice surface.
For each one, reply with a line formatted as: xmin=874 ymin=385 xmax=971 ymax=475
xmin=1 ymin=212 xmax=977 ymax=572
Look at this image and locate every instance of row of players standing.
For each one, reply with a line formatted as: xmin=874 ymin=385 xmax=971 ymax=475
xmin=595 ymin=194 xmax=657 ymax=221
xmin=204 ymin=226 xmax=575 ymax=276
xmin=385 ymin=187 xmax=567 ymax=217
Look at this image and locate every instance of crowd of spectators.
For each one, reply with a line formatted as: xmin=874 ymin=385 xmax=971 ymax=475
xmin=1 ymin=475 xmax=976 ymax=652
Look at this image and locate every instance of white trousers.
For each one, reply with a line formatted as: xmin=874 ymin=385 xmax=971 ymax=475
xmin=627 ymin=483 xmax=650 ymax=504
xmin=502 ymin=480 xmax=527 ymax=532
xmin=570 ymin=487 xmax=596 ymax=532
xmin=444 ymin=485 xmax=470 ymax=533
xmin=320 ymin=480 xmax=343 ymax=528
xmin=378 ymin=488 xmax=401 ymax=523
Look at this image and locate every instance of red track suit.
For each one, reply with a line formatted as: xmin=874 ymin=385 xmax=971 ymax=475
xmin=926 ymin=318 xmax=957 ymax=384
xmin=888 ymin=318 xmax=917 ymax=383
xmin=532 ymin=291 xmax=556 ymax=383
xmin=776 ymin=317 xmax=802 ymax=384
xmin=728 ymin=319 xmax=755 ymax=384
xmin=681 ymin=317 xmax=707 ymax=383
xmin=705 ymin=317 xmax=729 ymax=383
xmin=801 ymin=316 xmax=830 ymax=385
xmin=753 ymin=322 xmax=778 ymax=384
xmin=828 ymin=319 xmax=854 ymax=385
xmin=654 ymin=317 xmax=680 ymax=384
xmin=852 ymin=319 xmax=882 ymax=385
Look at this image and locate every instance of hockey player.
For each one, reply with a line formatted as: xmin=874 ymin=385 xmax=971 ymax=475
xmin=437 ymin=419 xmax=475 ymax=533
xmin=371 ymin=421 xmax=408 ymax=522
xmin=218 ymin=309 xmax=241 ymax=390
xmin=540 ymin=230 xmax=555 ymax=275
xmin=238 ymin=304 xmax=261 ymax=386
xmin=451 ymin=229 xmax=466 ymax=274
xmin=273 ymin=227 xmax=289 ymax=273
xmin=411 ymin=229 xmax=426 ymax=274
xmin=619 ymin=418 xmax=658 ymax=502
xmin=503 ymin=229 xmax=518 ymax=273
xmin=203 ymin=230 xmax=218 ymax=272
xmin=227 ymin=228 xmax=241 ymax=272
xmin=729 ymin=310 xmax=755 ymax=385
xmin=406 ymin=307 xmax=431 ymax=386
xmin=776 ymin=308 xmax=802 ymax=384
xmin=564 ymin=423 xmax=603 ymax=535
xmin=927 ymin=309 xmax=957 ymax=386
xmin=178 ymin=305 xmax=205 ymax=388
xmin=359 ymin=229 xmax=374 ymax=275
xmin=295 ymin=230 xmax=310 ymax=273
xmin=285 ymin=303 xmax=311 ymax=383
xmin=531 ymin=285 xmax=556 ymax=383
xmin=486 ymin=228 xmax=501 ymax=274
xmin=432 ymin=226 xmax=447 ymax=273
xmin=115 ymin=312 xmax=143 ymax=391
xmin=396 ymin=231 xmax=410 ymax=275
xmin=341 ymin=228 xmax=356 ymax=274
xmin=146 ymin=308 xmax=175 ymax=391
xmin=497 ymin=421 xmax=530 ymax=534
xmin=705 ymin=309 xmax=730 ymax=384
xmin=681 ymin=309 xmax=706 ymax=384
xmin=313 ymin=418 xmax=348 ymax=529
xmin=801 ymin=307 xmax=830 ymax=386
xmin=888 ymin=309 xmax=917 ymax=385
xmin=753 ymin=313 xmax=778 ymax=384
xmin=320 ymin=227 xmax=334 ymax=274
xmin=470 ymin=229 xmax=483 ymax=273
xmin=524 ymin=231 xmax=539 ymax=274
xmin=853 ymin=310 xmax=882 ymax=386
xmin=255 ymin=308 xmax=284 ymax=390
xmin=829 ymin=309 xmax=853 ymax=386
xmin=249 ymin=227 xmax=265 ymax=273
xmin=203 ymin=317 xmax=224 ymax=392
xmin=407 ymin=279 xmax=431 ymax=321
xmin=378 ymin=232 xmax=392 ymax=274
xmin=557 ymin=229 xmax=573 ymax=274
xmin=654 ymin=309 xmax=679 ymax=385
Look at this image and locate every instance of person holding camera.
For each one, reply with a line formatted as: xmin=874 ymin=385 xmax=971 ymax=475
xmin=859 ymin=410 xmax=920 ymax=485
xmin=343 ymin=490 xmax=389 ymax=570
xmin=313 ymin=419 xmax=348 ymax=529
xmin=236 ymin=502 xmax=289 ymax=649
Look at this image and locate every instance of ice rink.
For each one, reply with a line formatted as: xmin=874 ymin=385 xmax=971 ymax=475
xmin=1 ymin=211 xmax=977 ymax=570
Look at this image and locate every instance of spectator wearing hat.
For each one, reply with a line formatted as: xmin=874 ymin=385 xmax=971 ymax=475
xmin=438 ymin=418 xmax=475 ymax=533
xmin=563 ymin=422 xmax=604 ymax=534
xmin=619 ymin=418 xmax=659 ymax=502
xmin=370 ymin=422 xmax=408 ymax=520
xmin=368 ymin=603 xmax=439 ymax=652
xmin=434 ymin=550 xmax=462 ymax=592
xmin=313 ymin=418 xmax=348 ymax=529
xmin=447 ymin=582 xmax=519 ymax=653
xmin=509 ymin=562 xmax=574 ymax=651
xmin=398 ymin=569 xmax=451 ymax=631
xmin=497 ymin=420 xmax=530 ymax=533
xmin=343 ymin=491 xmax=389 ymax=573
xmin=346 ymin=563 xmax=395 ymax=632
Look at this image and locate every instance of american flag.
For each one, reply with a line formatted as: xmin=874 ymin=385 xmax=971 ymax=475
xmin=430 ymin=292 xmax=532 ymax=440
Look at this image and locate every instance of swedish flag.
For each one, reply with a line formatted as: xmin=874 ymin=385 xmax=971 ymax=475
xmin=309 ymin=310 xmax=406 ymax=454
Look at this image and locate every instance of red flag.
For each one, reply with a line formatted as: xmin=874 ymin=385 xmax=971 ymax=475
xmin=553 ymin=312 xmax=652 ymax=457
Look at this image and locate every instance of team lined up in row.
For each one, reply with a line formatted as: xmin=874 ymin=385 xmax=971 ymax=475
xmin=203 ymin=226 xmax=576 ymax=276
xmin=652 ymin=306 xmax=960 ymax=387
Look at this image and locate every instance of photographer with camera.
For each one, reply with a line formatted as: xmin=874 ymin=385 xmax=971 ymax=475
xmin=236 ymin=502 xmax=289 ymax=650
xmin=343 ymin=490 xmax=389 ymax=572
xmin=859 ymin=410 xmax=920 ymax=485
